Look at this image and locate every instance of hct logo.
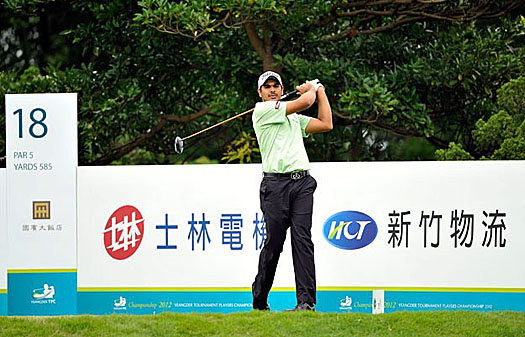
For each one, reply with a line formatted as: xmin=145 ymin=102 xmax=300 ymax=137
xmin=103 ymin=205 xmax=145 ymax=260
xmin=323 ymin=211 xmax=378 ymax=250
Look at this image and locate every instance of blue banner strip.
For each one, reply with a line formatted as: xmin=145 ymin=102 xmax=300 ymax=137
xmin=78 ymin=290 xmax=525 ymax=315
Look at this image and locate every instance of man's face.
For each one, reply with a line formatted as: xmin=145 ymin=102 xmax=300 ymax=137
xmin=258 ymin=79 xmax=283 ymax=101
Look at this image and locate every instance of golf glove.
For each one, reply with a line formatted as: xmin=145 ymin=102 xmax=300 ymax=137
xmin=308 ymin=79 xmax=323 ymax=92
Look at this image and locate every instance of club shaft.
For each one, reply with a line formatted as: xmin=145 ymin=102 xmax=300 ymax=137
xmin=181 ymin=89 xmax=298 ymax=141
xmin=281 ymin=89 xmax=297 ymax=99
xmin=182 ymin=108 xmax=254 ymax=141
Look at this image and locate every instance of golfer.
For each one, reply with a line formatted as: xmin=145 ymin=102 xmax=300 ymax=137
xmin=251 ymin=71 xmax=332 ymax=311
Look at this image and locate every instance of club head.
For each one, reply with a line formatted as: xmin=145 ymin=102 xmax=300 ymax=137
xmin=174 ymin=136 xmax=184 ymax=154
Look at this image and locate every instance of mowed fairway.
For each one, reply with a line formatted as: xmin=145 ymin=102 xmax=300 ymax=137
xmin=0 ymin=311 xmax=524 ymax=337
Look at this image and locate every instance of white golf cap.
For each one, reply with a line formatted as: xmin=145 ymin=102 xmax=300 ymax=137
xmin=258 ymin=71 xmax=283 ymax=88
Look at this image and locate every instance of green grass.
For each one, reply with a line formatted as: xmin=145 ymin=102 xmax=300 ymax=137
xmin=0 ymin=311 xmax=524 ymax=337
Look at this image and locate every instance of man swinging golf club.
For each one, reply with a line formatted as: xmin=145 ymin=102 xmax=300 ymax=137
xmin=252 ymin=71 xmax=332 ymax=312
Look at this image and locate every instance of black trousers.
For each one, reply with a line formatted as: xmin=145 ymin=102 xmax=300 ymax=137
xmin=252 ymin=174 xmax=317 ymax=308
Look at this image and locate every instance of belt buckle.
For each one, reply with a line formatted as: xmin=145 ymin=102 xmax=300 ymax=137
xmin=291 ymin=172 xmax=302 ymax=180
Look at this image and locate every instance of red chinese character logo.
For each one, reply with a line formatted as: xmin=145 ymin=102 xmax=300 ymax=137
xmin=103 ymin=205 xmax=145 ymax=260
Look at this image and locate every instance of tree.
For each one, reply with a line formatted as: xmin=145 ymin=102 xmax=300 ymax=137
xmin=1 ymin=0 xmax=524 ymax=166
xmin=136 ymin=0 xmax=521 ymax=69
xmin=136 ymin=0 xmax=524 ymax=161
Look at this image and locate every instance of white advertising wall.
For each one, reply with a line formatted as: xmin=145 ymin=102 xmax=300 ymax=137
xmin=78 ymin=164 xmax=266 ymax=288
xmin=315 ymin=161 xmax=524 ymax=288
xmin=77 ymin=161 xmax=525 ymax=310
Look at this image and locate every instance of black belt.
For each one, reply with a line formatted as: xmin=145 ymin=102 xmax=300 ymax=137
xmin=263 ymin=170 xmax=310 ymax=180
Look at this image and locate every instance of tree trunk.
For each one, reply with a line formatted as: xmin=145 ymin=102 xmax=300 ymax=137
xmin=244 ymin=22 xmax=282 ymax=73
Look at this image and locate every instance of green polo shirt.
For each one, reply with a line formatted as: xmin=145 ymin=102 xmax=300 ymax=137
xmin=252 ymin=101 xmax=312 ymax=173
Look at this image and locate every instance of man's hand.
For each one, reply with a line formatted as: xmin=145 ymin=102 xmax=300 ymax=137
xmin=308 ymin=79 xmax=323 ymax=92
xmin=295 ymin=81 xmax=314 ymax=95
xmin=286 ymin=81 xmax=316 ymax=115
xmin=304 ymin=79 xmax=332 ymax=133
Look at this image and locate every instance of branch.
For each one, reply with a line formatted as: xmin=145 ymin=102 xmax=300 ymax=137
xmin=162 ymin=105 xmax=213 ymax=122
xmin=359 ymin=16 xmax=425 ymax=35
xmin=146 ymin=11 xmax=248 ymax=40
xmin=323 ymin=15 xmax=423 ymax=41
xmin=89 ymin=105 xmax=213 ymax=165
xmin=334 ymin=111 xmax=448 ymax=148
xmin=314 ymin=0 xmax=519 ymax=42
xmin=89 ymin=118 xmax=167 ymax=165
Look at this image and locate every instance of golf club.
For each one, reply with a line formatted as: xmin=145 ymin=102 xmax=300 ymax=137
xmin=174 ymin=89 xmax=299 ymax=154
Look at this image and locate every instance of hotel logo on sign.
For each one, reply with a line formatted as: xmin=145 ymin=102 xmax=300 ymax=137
xmin=33 ymin=201 xmax=51 ymax=220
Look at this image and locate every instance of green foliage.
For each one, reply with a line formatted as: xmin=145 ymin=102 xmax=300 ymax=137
xmin=437 ymin=76 xmax=525 ymax=160
xmin=390 ymin=137 xmax=438 ymax=161
xmin=111 ymin=148 xmax=171 ymax=165
xmin=2 ymin=0 xmax=263 ymax=165
xmin=3 ymin=0 xmax=54 ymax=12
xmin=435 ymin=142 xmax=474 ymax=161
xmin=492 ymin=136 xmax=525 ymax=160
xmin=1 ymin=1 xmax=524 ymax=164
xmin=497 ymin=77 xmax=525 ymax=122
xmin=222 ymin=130 xmax=260 ymax=163
xmin=472 ymin=111 xmax=516 ymax=155
xmin=278 ymin=16 xmax=523 ymax=160
xmin=338 ymin=72 xmax=432 ymax=135
xmin=491 ymin=120 xmax=525 ymax=160
xmin=473 ymin=76 xmax=525 ymax=160
xmin=135 ymin=0 xmax=328 ymax=40
xmin=190 ymin=155 xmax=219 ymax=164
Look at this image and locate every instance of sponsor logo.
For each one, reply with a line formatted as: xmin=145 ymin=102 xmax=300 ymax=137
xmin=31 ymin=283 xmax=56 ymax=304
xmin=114 ymin=296 xmax=127 ymax=310
xmin=103 ymin=205 xmax=145 ymax=260
xmin=33 ymin=201 xmax=51 ymax=220
xmin=323 ymin=211 xmax=378 ymax=250
xmin=340 ymin=296 xmax=352 ymax=310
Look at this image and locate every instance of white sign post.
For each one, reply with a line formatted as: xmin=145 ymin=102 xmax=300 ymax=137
xmin=5 ymin=93 xmax=77 ymax=315
xmin=373 ymin=289 xmax=385 ymax=314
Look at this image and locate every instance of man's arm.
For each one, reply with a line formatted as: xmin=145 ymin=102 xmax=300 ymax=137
xmin=305 ymin=86 xmax=333 ymax=133
xmin=285 ymin=82 xmax=316 ymax=115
